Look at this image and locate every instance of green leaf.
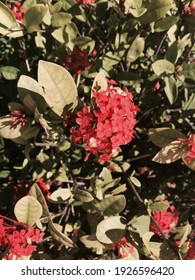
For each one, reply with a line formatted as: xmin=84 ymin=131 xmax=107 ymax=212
xmin=50 ymin=188 xmax=72 ymax=203
xmin=152 ymin=59 xmax=175 ymax=76
xmin=72 ymin=36 xmax=95 ymax=54
xmin=14 ymin=195 xmax=43 ymax=226
xmin=139 ymin=0 xmax=172 ymax=24
xmin=130 ymin=171 xmax=141 ymax=187
xmin=152 ymin=140 xmax=187 ymax=164
xmin=92 ymin=70 xmax=108 ymax=94
xmin=175 ymin=223 xmax=192 ymax=247
xmin=97 ymin=195 xmax=126 ymax=216
xmin=51 ymin=12 xmax=72 ymax=27
xmin=154 ymin=16 xmax=179 ymax=32
xmin=128 ymin=215 xmax=150 ymax=237
xmin=74 ymin=188 xmax=94 ymax=203
xmin=38 ymin=60 xmax=78 ymax=116
xmin=183 ymin=63 xmax=195 ymax=83
xmin=150 ymin=201 xmax=169 ymax=211
xmin=0 ymin=115 xmax=22 ymax=139
xmin=51 ymin=27 xmax=65 ymax=43
xmin=51 ymin=2 xmax=63 ymax=14
xmin=29 ymin=183 xmax=50 ymax=216
xmin=96 ymin=216 xmax=127 ymax=245
xmin=63 ymin=22 xmax=78 ymax=50
xmin=80 ymin=234 xmax=105 ymax=249
xmin=0 ymin=2 xmax=25 ymax=38
xmin=183 ymin=93 xmax=195 ymax=111
xmin=24 ymin=5 xmax=48 ymax=33
xmin=48 ymin=218 xmax=76 ymax=248
xmin=17 ymin=75 xmax=46 ymax=114
xmin=127 ymin=37 xmax=145 ymax=62
xmin=0 ymin=66 xmax=20 ymax=80
xmin=163 ymin=76 xmax=178 ymax=104
xmin=102 ymin=51 xmax=121 ymax=72
xmin=148 ymin=127 xmax=186 ymax=148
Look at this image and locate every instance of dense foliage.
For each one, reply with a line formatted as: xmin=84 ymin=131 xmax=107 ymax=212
xmin=0 ymin=0 xmax=195 ymax=260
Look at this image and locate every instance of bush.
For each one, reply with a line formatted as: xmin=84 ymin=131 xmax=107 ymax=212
xmin=0 ymin=0 xmax=195 ymax=260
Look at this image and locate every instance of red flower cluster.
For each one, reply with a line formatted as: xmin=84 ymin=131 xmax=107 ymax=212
xmin=71 ymin=81 xmax=139 ymax=162
xmin=109 ymin=237 xmax=135 ymax=259
xmin=7 ymin=1 xmax=26 ymax=22
xmin=178 ymin=134 xmax=195 ymax=163
xmin=0 ymin=216 xmax=44 ymax=259
xmin=11 ymin=110 xmax=27 ymax=126
xmin=76 ymin=0 xmax=95 ymax=4
xmin=184 ymin=242 xmax=195 ymax=260
xmin=150 ymin=203 xmax=179 ymax=236
xmin=184 ymin=3 xmax=195 ymax=16
xmin=63 ymin=47 xmax=90 ymax=74
xmin=36 ymin=178 xmax=50 ymax=198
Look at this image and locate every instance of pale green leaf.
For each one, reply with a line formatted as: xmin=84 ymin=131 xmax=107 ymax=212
xmin=0 ymin=66 xmax=20 ymax=80
xmin=97 ymin=195 xmax=126 ymax=216
xmin=24 ymin=5 xmax=48 ymax=33
xmin=14 ymin=195 xmax=43 ymax=226
xmin=127 ymin=37 xmax=145 ymax=62
xmin=50 ymin=188 xmax=72 ymax=203
xmin=152 ymin=59 xmax=175 ymax=76
xmin=164 ymin=76 xmax=178 ymax=104
xmin=29 ymin=183 xmax=50 ymax=216
xmin=74 ymin=188 xmax=94 ymax=203
xmin=96 ymin=216 xmax=127 ymax=245
xmin=38 ymin=60 xmax=78 ymax=116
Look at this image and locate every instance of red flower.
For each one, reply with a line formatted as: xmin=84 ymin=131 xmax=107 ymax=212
xmin=153 ymin=81 xmax=160 ymax=92
xmin=178 ymin=134 xmax=195 ymax=163
xmin=76 ymin=0 xmax=95 ymax=4
xmin=7 ymin=1 xmax=26 ymax=22
xmin=150 ymin=203 xmax=179 ymax=236
xmin=184 ymin=3 xmax=195 ymax=16
xmin=71 ymin=81 xmax=139 ymax=162
xmin=184 ymin=242 xmax=195 ymax=260
xmin=63 ymin=47 xmax=90 ymax=74
xmin=109 ymin=237 xmax=135 ymax=259
xmin=36 ymin=178 xmax=50 ymax=198
xmin=0 ymin=216 xmax=44 ymax=259
xmin=11 ymin=110 xmax=27 ymax=127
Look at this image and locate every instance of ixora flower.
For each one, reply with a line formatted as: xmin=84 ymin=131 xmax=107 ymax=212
xmin=71 ymin=80 xmax=139 ymax=162
xmin=76 ymin=0 xmax=95 ymax=4
xmin=63 ymin=47 xmax=90 ymax=74
xmin=184 ymin=3 xmax=195 ymax=16
xmin=178 ymin=134 xmax=195 ymax=163
xmin=36 ymin=178 xmax=50 ymax=198
xmin=11 ymin=110 xmax=27 ymax=127
xmin=150 ymin=203 xmax=179 ymax=236
xmin=7 ymin=1 xmax=26 ymax=22
xmin=109 ymin=237 xmax=135 ymax=259
xmin=0 ymin=216 xmax=44 ymax=259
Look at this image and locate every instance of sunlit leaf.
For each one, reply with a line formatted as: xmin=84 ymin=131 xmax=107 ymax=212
xmin=92 ymin=70 xmax=108 ymax=94
xmin=24 ymin=5 xmax=48 ymax=33
xmin=96 ymin=216 xmax=127 ymax=245
xmin=80 ymin=234 xmax=105 ymax=249
xmin=152 ymin=59 xmax=175 ymax=76
xmin=128 ymin=215 xmax=150 ymax=237
xmin=154 ymin=16 xmax=179 ymax=32
xmin=0 ymin=66 xmax=20 ymax=80
xmin=0 ymin=116 xmax=22 ymax=139
xmin=152 ymin=140 xmax=187 ymax=164
xmin=50 ymin=188 xmax=72 ymax=203
xmin=38 ymin=60 xmax=78 ymax=116
xmin=74 ymin=188 xmax=94 ymax=203
xmin=14 ymin=195 xmax=43 ymax=226
xmin=163 ymin=76 xmax=178 ymax=104
xmin=48 ymin=218 xmax=76 ymax=248
xmin=127 ymin=37 xmax=145 ymax=62
xmin=0 ymin=2 xmax=25 ymax=38
xmin=29 ymin=183 xmax=50 ymax=216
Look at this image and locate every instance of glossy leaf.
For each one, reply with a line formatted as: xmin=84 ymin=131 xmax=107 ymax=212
xmin=51 ymin=12 xmax=72 ymax=27
xmin=14 ymin=195 xmax=43 ymax=226
xmin=38 ymin=60 xmax=78 ymax=116
xmin=154 ymin=16 xmax=179 ymax=32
